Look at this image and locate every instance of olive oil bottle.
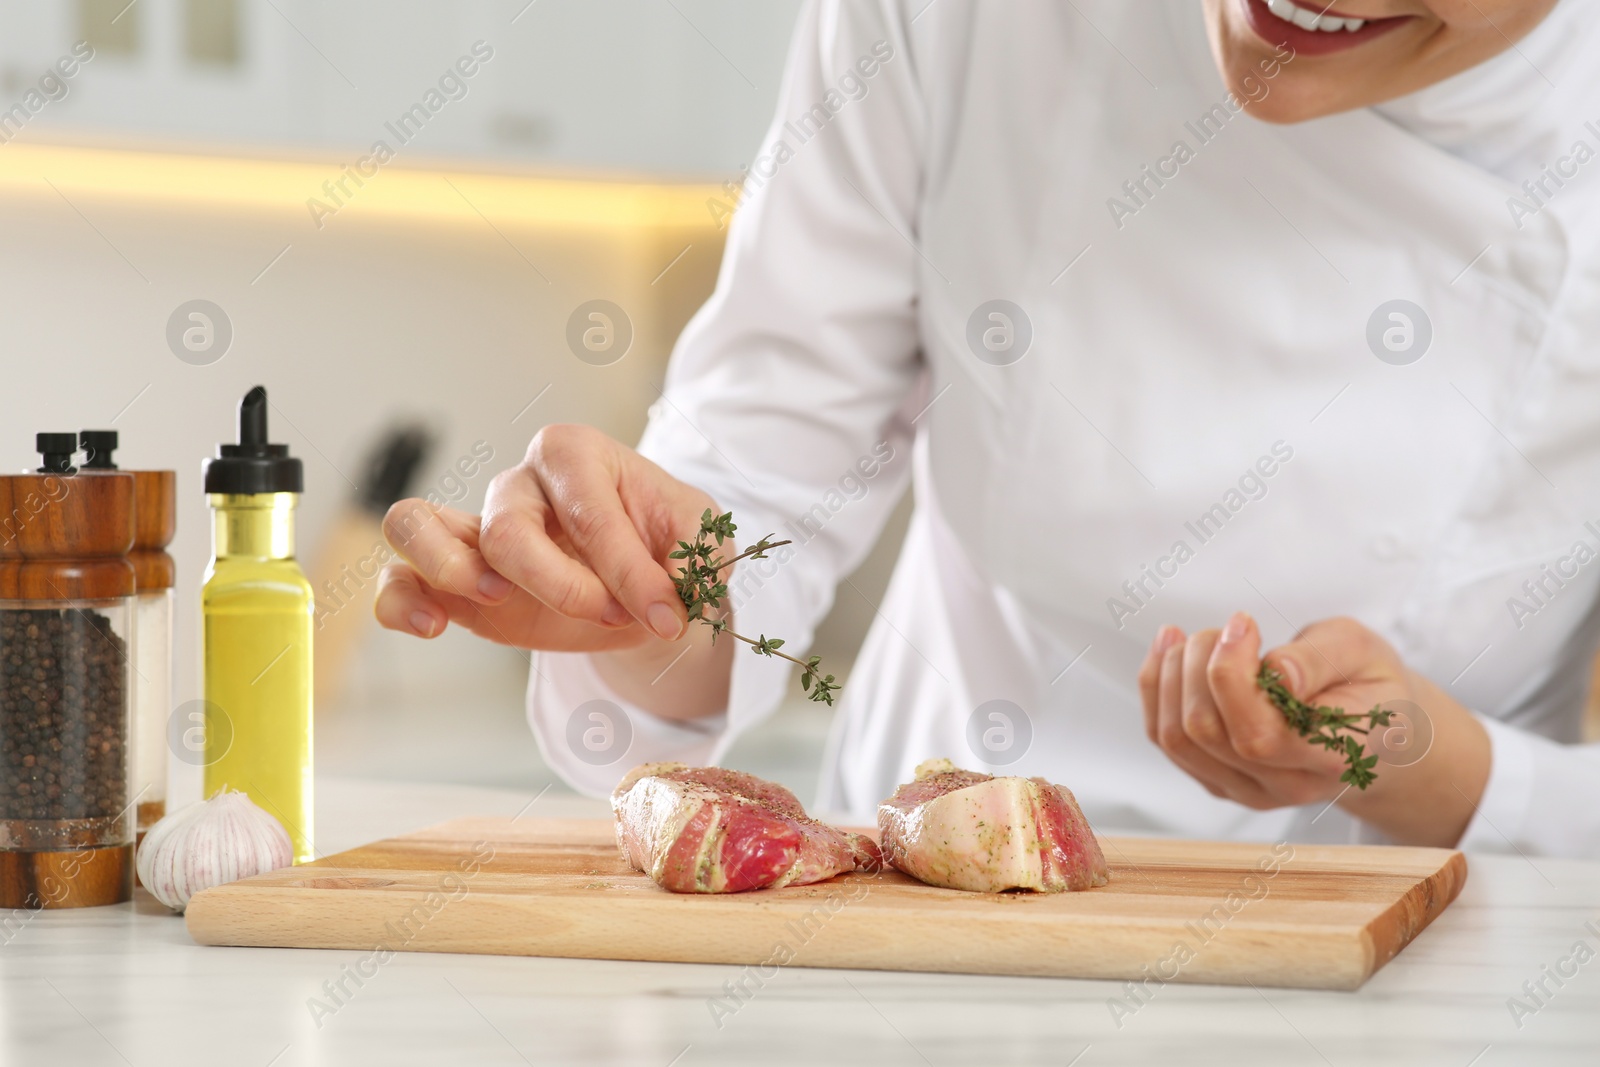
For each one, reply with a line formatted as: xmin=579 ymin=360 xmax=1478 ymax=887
xmin=201 ymin=386 xmax=314 ymax=863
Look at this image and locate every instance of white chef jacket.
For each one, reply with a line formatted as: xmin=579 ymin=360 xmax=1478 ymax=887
xmin=529 ymin=0 xmax=1600 ymax=858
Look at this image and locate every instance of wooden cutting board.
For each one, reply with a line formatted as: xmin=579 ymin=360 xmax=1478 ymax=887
xmin=185 ymin=817 xmax=1466 ymax=990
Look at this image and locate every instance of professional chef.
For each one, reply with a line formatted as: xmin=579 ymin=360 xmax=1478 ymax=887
xmin=376 ymin=0 xmax=1600 ymax=858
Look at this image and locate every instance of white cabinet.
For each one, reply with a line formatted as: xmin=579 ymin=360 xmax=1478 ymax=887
xmin=0 ymin=0 xmax=802 ymax=174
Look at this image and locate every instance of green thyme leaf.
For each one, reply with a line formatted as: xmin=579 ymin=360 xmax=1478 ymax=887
xmin=1257 ymin=664 xmax=1389 ymax=791
xmin=672 ymin=511 xmax=839 ymax=706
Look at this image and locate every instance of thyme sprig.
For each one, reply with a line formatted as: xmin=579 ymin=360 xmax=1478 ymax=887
xmin=669 ymin=509 xmax=840 ymax=705
xmin=1256 ymin=664 xmax=1394 ymax=790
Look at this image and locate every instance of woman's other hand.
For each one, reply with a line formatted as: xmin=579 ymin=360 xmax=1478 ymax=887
xmin=1138 ymin=612 xmax=1491 ymax=846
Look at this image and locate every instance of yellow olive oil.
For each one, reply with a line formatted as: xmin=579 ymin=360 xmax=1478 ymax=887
xmin=202 ymin=494 xmax=313 ymax=862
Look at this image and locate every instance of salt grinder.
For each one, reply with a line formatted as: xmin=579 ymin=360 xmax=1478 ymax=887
xmin=80 ymin=429 xmax=177 ymax=846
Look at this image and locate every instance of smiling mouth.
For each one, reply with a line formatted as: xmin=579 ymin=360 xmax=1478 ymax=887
xmin=1242 ymin=0 xmax=1412 ymax=55
xmin=1264 ymin=0 xmax=1371 ymax=32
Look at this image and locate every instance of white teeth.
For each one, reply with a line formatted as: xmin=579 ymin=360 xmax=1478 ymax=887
xmin=1263 ymin=0 xmax=1367 ymax=32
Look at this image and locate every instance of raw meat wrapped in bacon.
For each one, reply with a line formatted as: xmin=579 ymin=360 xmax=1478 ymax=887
xmin=612 ymin=762 xmax=881 ymax=893
xmin=878 ymin=758 xmax=1109 ymax=893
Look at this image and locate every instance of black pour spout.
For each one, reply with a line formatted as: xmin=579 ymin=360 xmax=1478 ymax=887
xmin=202 ymin=385 xmax=304 ymax=495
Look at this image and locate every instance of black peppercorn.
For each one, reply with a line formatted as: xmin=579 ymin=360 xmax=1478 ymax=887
xmin=0 ymin=608 xmax=128 ymax=836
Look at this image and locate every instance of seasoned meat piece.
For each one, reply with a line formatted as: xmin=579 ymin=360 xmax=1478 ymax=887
xmin=878 ymin=758 xmax=1109 ymax=893
xmin=612 ymin=762 xmax=881 ymax=893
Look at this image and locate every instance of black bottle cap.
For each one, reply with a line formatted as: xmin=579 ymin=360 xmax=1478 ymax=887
xmin=36 ymin=432 xmax=77 ymax=475
xmin=202 ymin=386 xmax=304 ymax=494
xmin=80 ymin=429 xmax=119 ymax=469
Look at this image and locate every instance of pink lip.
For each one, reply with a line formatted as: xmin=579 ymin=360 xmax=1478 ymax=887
xmin=1242 ymin=0 xmax=1412 ymax=56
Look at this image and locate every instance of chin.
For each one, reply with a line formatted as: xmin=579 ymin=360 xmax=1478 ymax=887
xmin=1229 ymin=77 xmax=1352 ymax=124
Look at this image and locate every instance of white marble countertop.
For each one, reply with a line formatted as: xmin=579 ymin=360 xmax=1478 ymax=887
xmin=2 ymin=777 xmax=1597 ymax=1067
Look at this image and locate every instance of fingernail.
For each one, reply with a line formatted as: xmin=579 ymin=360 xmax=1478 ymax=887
xmin=410 ymin=611 xmax=436 ymax=637
xmin=647 ymin=602 xmax=682 ymax=641
xmin=601 ymin=599 xmax=630 ymax=627
xmin=478 ymin=572 xmax=514 ymax=600
xmin=1155 ymin=625 xmax=1181 ymax=652
xmin=1276 ymin=657 xmax=1302 ymax=694
xmin=1220 ymin=612 xmax=1249 ymax=645
xmin=1267 ymin=655 xmax=1305 ymax=697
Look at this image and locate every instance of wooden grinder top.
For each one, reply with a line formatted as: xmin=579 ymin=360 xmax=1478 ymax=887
xmin=129 ymin=469 xmax=177 ymax=551
xmin=0 ymin=471 xmax=136 ymax=600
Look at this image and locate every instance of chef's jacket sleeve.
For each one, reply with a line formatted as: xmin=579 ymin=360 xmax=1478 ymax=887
xmin=1459 ymin=713 xmax=1600 ymax=859
xmin=526 ymin=0 xmax=925 ymax=796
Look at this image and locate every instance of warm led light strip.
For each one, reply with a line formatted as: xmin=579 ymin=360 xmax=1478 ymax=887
xmin=0 ymin=141 xmax=723 ymax=231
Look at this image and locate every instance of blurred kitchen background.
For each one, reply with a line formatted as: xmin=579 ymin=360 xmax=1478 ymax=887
xmin=0 ymin=0 xmax=914 ymax=816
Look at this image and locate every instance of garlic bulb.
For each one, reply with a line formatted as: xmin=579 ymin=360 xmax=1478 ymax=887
xmin=136 ymin=790 xmax=293 ymax=912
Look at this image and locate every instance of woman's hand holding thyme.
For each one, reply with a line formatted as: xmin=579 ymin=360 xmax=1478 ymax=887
xmin=1137 ymin=612 xmax=1492 ymax=847
xmin=374 ymin=424 xmax=745 ymax=721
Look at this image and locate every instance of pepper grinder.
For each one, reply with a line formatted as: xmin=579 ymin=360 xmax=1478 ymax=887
xmin=0 ymin=434 xmax=137 ymax=908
